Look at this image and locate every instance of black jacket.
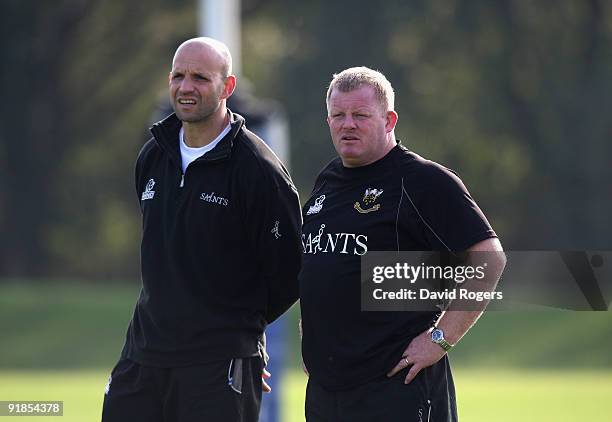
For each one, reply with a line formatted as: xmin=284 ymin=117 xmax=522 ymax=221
xmin=121 ymin=111 xmax=302 ymax=367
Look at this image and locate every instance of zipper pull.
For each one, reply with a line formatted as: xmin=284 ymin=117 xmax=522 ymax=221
xmin=180 ymin=173 xmax=185 ymax=187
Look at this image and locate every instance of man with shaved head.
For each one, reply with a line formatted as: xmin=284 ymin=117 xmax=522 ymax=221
xmin=102 ymin=37 xmax=302 ymax=422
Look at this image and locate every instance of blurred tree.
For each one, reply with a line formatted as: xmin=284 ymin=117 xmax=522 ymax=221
xmin=0 ymin=0 xmax=92 ymax=276
xmin=0 ymin=0 xmax=195 ymax=278
xmin=243 ymin=0 xmax=612 ymax=250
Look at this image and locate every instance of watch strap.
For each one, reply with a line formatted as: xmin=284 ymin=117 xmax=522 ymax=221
xmin=437 ymin=338 xmax=453 ymax=351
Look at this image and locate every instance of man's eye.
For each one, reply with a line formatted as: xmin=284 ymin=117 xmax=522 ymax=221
xmin=172 ymin=74 xmax=183 ymax=80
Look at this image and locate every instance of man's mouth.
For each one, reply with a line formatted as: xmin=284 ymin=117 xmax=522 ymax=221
xmin=178 ymin=99 xmax=196 ymax=105
xmin=341 ymin=135 xmax=359 ymax=141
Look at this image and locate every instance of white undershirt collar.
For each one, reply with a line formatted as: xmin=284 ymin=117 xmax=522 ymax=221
xmin=179 ymin=122 xmax=231 ymax=173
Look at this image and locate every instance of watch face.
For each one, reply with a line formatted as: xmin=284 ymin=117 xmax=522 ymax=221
xmin=432 ymin=329 xmax=443 ymax=342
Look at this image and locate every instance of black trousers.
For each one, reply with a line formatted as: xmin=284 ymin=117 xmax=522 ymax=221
xmin=305 ymin=356 xmax=457 ymax=422
xmin=102 ymin=357 xmax=262 ymax=422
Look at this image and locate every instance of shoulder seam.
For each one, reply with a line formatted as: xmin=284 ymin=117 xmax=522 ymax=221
xmin=400 ymin=176 xmax=453 ymax=253
xmin=234 ymin=129 xmax=286 ymax=191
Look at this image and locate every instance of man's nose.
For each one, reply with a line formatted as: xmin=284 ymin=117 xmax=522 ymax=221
xmin=179 ymin=77 xmax=194 ymax=93
xmin=342 ymin=115 xmax=357 ymax=128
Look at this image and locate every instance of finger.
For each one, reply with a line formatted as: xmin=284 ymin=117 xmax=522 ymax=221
xmin=386 ymin=356 xmax=411 ymax=377
xmin=404 ymin=364 xmax=421 ymax=384
xmin=262 ymin=378 xmax=272 ymax=393
xmin=262 ymin=368 xmax=271 ymax=379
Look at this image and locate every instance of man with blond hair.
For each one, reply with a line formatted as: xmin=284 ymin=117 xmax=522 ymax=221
xmin=102 ymin=37 xmax=302 ymax=422
xmin=299 ymin=67 xmax=505 ymax=421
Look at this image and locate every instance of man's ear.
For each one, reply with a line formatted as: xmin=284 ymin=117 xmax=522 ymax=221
xmin=386 ymin=110 xmax=398 ymax=133
xmin=221 ymin=75 xmax=237 ymax=100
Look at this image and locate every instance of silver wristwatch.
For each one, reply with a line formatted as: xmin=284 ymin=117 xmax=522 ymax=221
xmin=431 ymin=328 xmax=453 ymax=352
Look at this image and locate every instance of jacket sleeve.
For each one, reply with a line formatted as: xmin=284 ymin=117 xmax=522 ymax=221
xmin=134 ymin=139 xmax=153 ymax=212
xmin=134 ymin=155 xmax=142 ymax=206
xmin=243 ymin=161 xmax=303 ymax=324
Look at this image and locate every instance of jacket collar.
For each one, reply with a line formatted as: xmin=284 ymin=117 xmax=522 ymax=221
xmin=149 ymin=109 xmax=245 ymax=164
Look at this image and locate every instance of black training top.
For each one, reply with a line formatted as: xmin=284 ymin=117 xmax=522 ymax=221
xmin=299 ymin=143 xmax=496 ymax=390
xmin=120 ymin=111 xmax=302 ymax=368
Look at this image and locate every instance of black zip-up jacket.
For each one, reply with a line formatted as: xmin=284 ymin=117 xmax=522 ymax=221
xmin=120 ymin=111 xmax=302 ymax=367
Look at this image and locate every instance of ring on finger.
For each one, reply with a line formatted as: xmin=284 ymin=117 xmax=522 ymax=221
xmin=404 ymin=357 xmax=410 ymax=366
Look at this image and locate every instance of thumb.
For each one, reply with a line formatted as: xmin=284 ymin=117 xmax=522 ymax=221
xmin=262 ymin=379 xmax=272 ymax=393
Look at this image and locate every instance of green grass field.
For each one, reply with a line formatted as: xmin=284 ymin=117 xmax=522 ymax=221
xmin=1 ymin=369 xmax=611 ymax=421
xmin=1 ymin=280 xmax=611 ymax=421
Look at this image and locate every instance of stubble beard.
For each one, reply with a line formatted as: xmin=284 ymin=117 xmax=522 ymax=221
xmin=174 ymin=100 xmax=221 ymax=124
xmin=172 ymin=84 xmax=223 ymax=124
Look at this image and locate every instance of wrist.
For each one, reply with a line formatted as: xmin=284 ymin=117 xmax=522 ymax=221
xmin=431 ymin=327 xmax=453 ymax=352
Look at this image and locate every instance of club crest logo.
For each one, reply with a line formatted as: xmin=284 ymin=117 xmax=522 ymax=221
xmin=141 ymin=179 xmax=156 ymax=201
xmin=354 ymin=188 xmax=383 ymax=213
xmin=306 ymin=194 xmax=326 ymax=215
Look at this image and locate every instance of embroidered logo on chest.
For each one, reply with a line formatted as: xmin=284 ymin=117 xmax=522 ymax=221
xmin=200 ymin=192 xmax=229 ymax=207
xmin=302 ymin=223 xmax=368 ymax=256
xmin=354 ymin=188 xmax=383 ymax=213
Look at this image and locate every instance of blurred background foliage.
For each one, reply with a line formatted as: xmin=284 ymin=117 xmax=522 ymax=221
xmin=1 ymin=0 xmax=612 ymax=279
